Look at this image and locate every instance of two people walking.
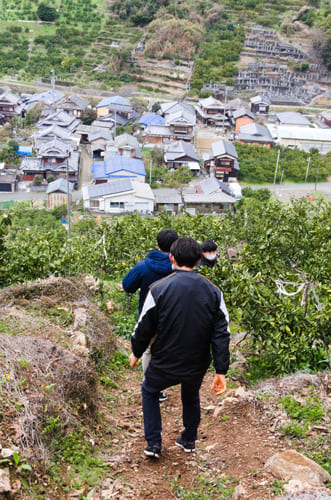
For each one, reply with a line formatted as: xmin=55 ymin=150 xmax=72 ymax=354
xmin=123 ymin=232 xmax=230 ymax=458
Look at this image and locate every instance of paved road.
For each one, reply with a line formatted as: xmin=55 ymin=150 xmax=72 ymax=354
xmin=1 ymin=182 xmax=330 ymax=204
xmin=248 ymin=182 xmax=331 ymax=201
xmin=0 ymin=189 xmax=83 ymax=203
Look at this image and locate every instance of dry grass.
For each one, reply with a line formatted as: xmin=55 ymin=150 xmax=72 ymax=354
xmin=0 ymin=276 xmax=117 ymax=462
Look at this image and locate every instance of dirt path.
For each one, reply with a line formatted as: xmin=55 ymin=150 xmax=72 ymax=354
xmin=97 ymin=360 xmax=287 ymax=499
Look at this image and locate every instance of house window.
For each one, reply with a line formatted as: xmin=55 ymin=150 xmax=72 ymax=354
xmin=110 ymin=201 xmax=124 ymax=208
xmin=90 ymin=200 xmax=100 ymax=208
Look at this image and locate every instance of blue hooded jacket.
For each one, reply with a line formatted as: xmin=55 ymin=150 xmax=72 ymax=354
xmin=122 ymin=250 xmax=173 ymax=313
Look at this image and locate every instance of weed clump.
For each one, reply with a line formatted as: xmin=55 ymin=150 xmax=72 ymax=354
xmin=0 ymin=334 xmax=98 ymax=461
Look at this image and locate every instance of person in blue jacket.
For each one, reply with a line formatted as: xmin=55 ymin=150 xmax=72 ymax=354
xmin=122 ymin=228 xmax=178 ymax=401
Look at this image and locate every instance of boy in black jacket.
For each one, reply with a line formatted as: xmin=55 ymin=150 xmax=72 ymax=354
xmin=129 ymin=237 xmax=230 ymax=458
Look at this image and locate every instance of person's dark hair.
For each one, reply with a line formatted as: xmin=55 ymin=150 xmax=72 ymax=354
xmin=157 ymin=228 xmax=178 ymax=253
xmin=170 ymin=237 xmax=202 ymax=268
xmin=201 ymin=240 xmax=217 ymax=252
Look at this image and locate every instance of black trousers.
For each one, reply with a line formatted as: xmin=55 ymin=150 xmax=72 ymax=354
xmin=141 ymin=365 xmax=204 ymax=447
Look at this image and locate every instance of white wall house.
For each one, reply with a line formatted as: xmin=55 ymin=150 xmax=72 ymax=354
xmin=82 ymin=178 xmax=154 ymax=214
xmin=267 ymin=124 xmax=331 ymax=154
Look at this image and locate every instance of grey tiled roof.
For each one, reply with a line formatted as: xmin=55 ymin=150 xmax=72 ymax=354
xmin=87 ymin=179 xmax=133 ymax=198
xmin=46 ymin=177 xmax=74 ymax=194
xmin=250 ymin=94 xmax=271 ymax=105
xmin=232 ymin=108 xmax=255 ymax=120
xmin=153 ymin=188 xmax=182 ymax=204
xmin=38 ymin=137 xmax=70 ymax=156
xmin=238 ymin=123 xmax=273 ymax=143
xmin=211 ymin=140 xmax=238 ymax=159
xmin=165 ymin=140 xmax=199 ymax=162
xmin=115 ymin=133 xmax=139 ymax=149
xmin=275 ymin=111 xmax=311 ymax=126
xmin=55 ymin=94 xmax=89 ymax=110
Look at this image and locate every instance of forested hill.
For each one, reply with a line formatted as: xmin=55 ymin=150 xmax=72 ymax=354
xmin=0 ymin=0 xmax=329 ymax=92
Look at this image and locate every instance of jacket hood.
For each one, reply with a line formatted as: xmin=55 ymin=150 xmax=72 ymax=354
xmin=145 ymin=250 xmax=172 ymax=275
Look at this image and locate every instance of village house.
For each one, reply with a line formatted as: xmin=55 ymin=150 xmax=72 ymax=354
xmin=95 ymin=95 xmax=139 ymax=126
xmin=266 ymin=124 xmax=331 ymax=154
xmin=23 ymin=90 xmax=64 ymax=108
xmin=160 ymin=101 xmax=195 ymax=118
xmin=195 ymin=96 xmax=229 ymax=127
xmin=88 ymin=129 xmax=113 ymax=158
xmin=82 ymin=178 xmax=154 ymax=214
xmin=153 ymin=188 xmax=183 ymax=214
xmin=237 ymin=123 xmax=274 ymax=147
xmin=0 ymin=171 xmax=17 ymax=192
xmin=46 ymin=177 xmax=74 ymax=209
xmin=114 ymin=133 xmax=142 ymax=159
xmin=182 ymin=177 xmax=236 ymax=215
xmin=55 ymin=94 xmax=89 ymax=118
xmin=91 ymin=156 xmax=146 ymax=184
xmin=20 ymin=148 xmax=80 ymax=187
xmin=91 ymin=114 xmax=116 ymax=131
xmin=226 ymin=98 xmax=249 ymax=114
xmin=165 ymin=110 xmax=195 ymax=140
xmin=36 ymin=110 xmax=80 ymax=133
xmin=164 ymin=141 xmax=200 ymax=175
xmin=232 ymin=108 xmax=256 ymax=134
xmin=250 ymin=95 xmax=271 ymax=115
xmin=138 ymin=113 xmax=165 ymax=129
xmin=143 ymin=109 xmax=195 ymax=146
xmin=0 ymin=90 xmax=23 ymax=121
xmin=275 ymin=111 xmax=311 ymax=127
xmin=33 ymin=125 xmax=73 ymax=146
xmin=203 ymin=140 xmax=239 ymax=181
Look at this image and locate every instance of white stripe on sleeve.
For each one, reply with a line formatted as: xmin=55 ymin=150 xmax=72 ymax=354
xmin=132 ymin=291 xmax=156 ymax=336
xmin=220 ymin=292 xmax=230 ymax=333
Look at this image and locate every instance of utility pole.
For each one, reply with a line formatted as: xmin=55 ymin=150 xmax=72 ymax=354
xmin=314 ymin=161 xmax=320 ymax=191
xmin=305 ymin=156 xmax=310 ymax=182
xmin=51 ymin=69 xmax=55 ymax=104
xmin=66 ymin=157 xmax=71 ymax=253
xmin=149 ymin=159 xmax=152 ymax=185
xmin=273 ymin=149 xmax=280 ymax=184
xmin=280 ymin=169 xmax=284 ymax=185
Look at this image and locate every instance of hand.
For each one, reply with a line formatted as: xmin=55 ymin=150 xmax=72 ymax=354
xmin=129 ymin=353 xmax=139 ymax=368
xmin=211 ymin=374 xmax=226 ymax=395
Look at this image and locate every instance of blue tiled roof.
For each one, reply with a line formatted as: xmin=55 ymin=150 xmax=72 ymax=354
xmin=139 ymin=113 xmax=164 ymax=126
xmin=91 ymin=157 xmax=146 ymax=180
xmin=16 ymin=146 xmax=33 ymax=155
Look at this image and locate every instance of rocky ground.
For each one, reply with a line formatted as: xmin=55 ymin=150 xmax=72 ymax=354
xmin=0 ymin=277 xmax=330 ymax=499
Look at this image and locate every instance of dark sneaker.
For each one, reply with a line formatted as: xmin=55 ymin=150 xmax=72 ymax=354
xmin=159 ymin=391 xmax=168 ymax=402
xmin=144 ymin=445 xmax=161 ymax=458
xmin=175 ymin=437 xmax=195 ymax=453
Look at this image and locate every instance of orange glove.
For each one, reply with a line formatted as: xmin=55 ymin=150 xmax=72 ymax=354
xmin=211 ymin=374 xmax=227 ymax=395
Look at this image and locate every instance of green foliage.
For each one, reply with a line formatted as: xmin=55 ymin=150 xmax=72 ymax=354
xmin=32 ymin=174 xmax=43 ymax=186
xmin=51 ymin=204 xmax=67 ymax=220
xmin=0 ymin=140 xmax=19 ymax=164
xmin=237 ymin=187 xmax=272 ymax=209
xmin=1 ymin=199 xmax=330 ymax=377
xmin=81 ymin=108 xmax=97 ymax=125
xmin=270 ymin=479 xmax=287 ymax=495
xmin=236 ymin=144 xmax=329 ymax=184
xmin=49 ymin=432 xmax=109 ymax=491
xmin=191 ymin=23 xmax=244 ymax=89
xmin=37 ymin=3 xmax=58 ymax=22
xmin=171 ymin=474 xmax=236 ymax=499
xmin=280 ymin=392 xmax=324 ymax=423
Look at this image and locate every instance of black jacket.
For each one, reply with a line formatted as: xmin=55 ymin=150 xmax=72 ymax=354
xmin=131 ymin=270 xmax=230 ymax=380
